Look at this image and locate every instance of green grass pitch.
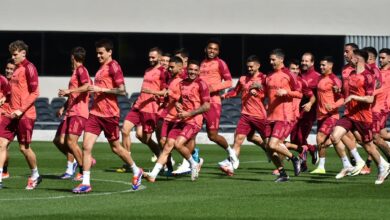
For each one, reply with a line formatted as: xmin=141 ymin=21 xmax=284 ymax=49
xmin=1 ymin=141 xmax=390 ymax=220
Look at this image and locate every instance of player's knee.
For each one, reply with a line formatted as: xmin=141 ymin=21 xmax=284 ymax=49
xmin=330 ymin=134 xmax=338 ymax=144
xmin=207 ymin=132 xmax=218 ymax=141
xmin=160 ymin=138 xmax=166 ymax=148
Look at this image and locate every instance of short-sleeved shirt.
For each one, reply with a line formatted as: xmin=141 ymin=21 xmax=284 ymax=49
xmin=317 ymin=73 xmax=343 ymax=120
xmin=200 ymin=57 xmax=232 ymax=104
xmin=179 ymin=77 xmax=210 ymax=127
xmin=133 ymin=66 xmax=165 ymax=113
xmin=266 ymin=68 xmax=299 ymax=122
xmin=345 ymin=68 xmax=375 ymax=122
xmin=160 ymin=75 xmax=183 ymax=122
xmin=65 ymin=65 xmax=91 ymax=119
xmin=224 ymin=72 xmax=267 ymax=119
xmin=4 ymin=59 xmax=39 ymax=120
xmin=90 ymin=60 xmax=124 ymax=118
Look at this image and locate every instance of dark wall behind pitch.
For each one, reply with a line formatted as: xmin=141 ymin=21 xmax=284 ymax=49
xmin=0 ymin=31 xmax=345 ymax=77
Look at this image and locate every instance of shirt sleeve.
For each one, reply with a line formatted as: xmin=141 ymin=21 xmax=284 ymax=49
xmin=159 ymin=69 xmax=169 ymax=90
xmin=364 ymin=72 xmax=375 ymax=96
xmin=198 ymin=79 xmax=211 ymax=103
xmin=77 ymin=66 xmax=90 ymax=84
xmin=224 ymin=77 xmax=243 ymax=98
xmin=21 ymin=63 xmax=39 ymax=112
xmin=210 ymin=59 xmax=233 ymax=92
xmin=282 ymin=67 xmax=299 ymax=91
xmin=109 ymin=62 xmax=125 ymax=87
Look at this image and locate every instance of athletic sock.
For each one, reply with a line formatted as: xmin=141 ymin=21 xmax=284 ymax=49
xmin=188 ymin=157 xmax=198 ymax=168
xmin=79 ymin=166 xmax=83 ymax=174
xmin=341 ymin=156 xmax=352 ymax=168
xmin=66 ymin=161 xmax=74 ymax=174
xmin=318 ymin=157 xmax=326 ymax=169
xmin=131 ymin=163 xmax=140 ymax=175
xmin=379 ymin=156 xmax=389 ymax=171
xmin=31 ymin=168 xmax=39 ymax=180
xmin=3 ymin=166 xmax=7 ymax=173
xmin=278 ymin=168 xmax=287 ymax=177
xmin=227 ymin=146 xmax=235 ymax=157
xmin=82 ymin=171 xmax=91 ymax=185
xmin=350 ymin=148 xmax=364 ymax=163
xmin=150 ymin=163 xmax=163 ymax=178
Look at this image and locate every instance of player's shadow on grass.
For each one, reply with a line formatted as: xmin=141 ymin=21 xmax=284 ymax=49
xmin=41 ymin=174 xmax=64 ymax=180
xmin=44 ymin=187 xmax=74 ymax=193
xmin=104 ymin=168 xmax=128 ymax=173
xmin=294 ymin=176 xmax=367 ymax=185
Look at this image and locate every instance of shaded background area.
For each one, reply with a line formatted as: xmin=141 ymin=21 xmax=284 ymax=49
xmin=0 ymin=32 xmax=345 ymax=77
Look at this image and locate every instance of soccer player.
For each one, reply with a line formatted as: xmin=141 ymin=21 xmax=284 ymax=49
xmin=289 ymin=52 xmax=319 ymax=165
xmin=198 ymin=39 xmax=237 ymax=167
xmin=335 ymin=44 xmax=367 ymax=173
xmin=330 ymin=49 xmax=390 ymax=184
xmin=0 ymin=40 xmax=41 ymax=190
xmin=72 ymin=39 xmax=143 ymax=193
xmin=144 ymin=60 xmax=210 ymax=182
xmin=359 ymin=47 xmax=390 ymax=174
xmin=310 ymin=56 xmax=343 ymax=174
xmin=265 ymin=49 xmax=302 ymax=182
xmin=118 ymin=47 xmax=164 ymax=173
xmin=279 ymin=59 xmax=316 ymax=174
xmin=54 ymin=47 xmax=92 ymax=180
xmin=159 ymin=52 xmax=171 ymax=69
xmin=378 ymin=49 xmax=390 ymax=142
xmin=217 ymin=55 xmax=267 ymax=175
xmin=0 ymin=59 xmax=14 ymax=179
xmin=172 ymin=48 xmax=204 ymax=175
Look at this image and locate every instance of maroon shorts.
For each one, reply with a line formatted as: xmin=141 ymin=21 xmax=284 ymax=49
xmin=84 ymin=114 xmax=120 ymax=142
xmin=124 ymin=107 xmax=141 ymax=126
xmin=335 ymin=117 xmax=373 ymax=143
xmin=317 ymin=116 xmax=338 ymax=136
xmin=265 ymin=121 xmax=292 ymax=141
xmin=236 ymin=114 xmax=267 ymax=138
xmin=125 ymin=108 xmax=157 ymax=134
xmin=203 ymin=103 xmax=221 ymax=131
xmin=168 ymin=122 xmax=201 ymax=140
xmin=56 ymin=116 xmax=87 ymax=136
xmin=372 ymin=111 xmax=388 ymax=134
xmin=0 ymin=116 xmax=35 ymax=145
xmin=161 ymin=120 xmax=175 ymax=138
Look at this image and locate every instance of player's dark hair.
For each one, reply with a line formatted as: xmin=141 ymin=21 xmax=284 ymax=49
xmin=174 ymin=48 xmax=189 ymax=58
xmin=188 ymin=59 xmax=200 ymax=67
xmin=270 ymin=48 xmax=285 ymax=59
xmin=206 ymin=38 xmax=221 ymax=49
xmin=379 ymin=48 xmax=390 ymax=55
xmin=353 ymin=49 xmax=369 ymax=62
xmin=95 ymin=39 xmax=113 ymax=51
xmin=169 ymin=56 xmax=183 ymax=65
xmin=71 ymin=47 xmax=86 ymax=63
xmin=320 ymin=56 xmax=334 ymax=63
xmin=303 ymin=52 xmax=315 ymax=62
xmin=149 ymin=47 xmax=162 ymax=55
xmin=362 ymin=47 xmax=378 ymax=58
xmin=345 ymin=43 xmax=359 ymax=50
xmin=287 ymin=59 xmax=300 ymax=67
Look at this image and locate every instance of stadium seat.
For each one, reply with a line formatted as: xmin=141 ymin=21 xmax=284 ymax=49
xmin=129 ymin=92 xmax=140 ymax=106
xmin=35 ymin=97 xmax=50 ymax=108
xmin=37 ymin=113 xmax=55 ymax=122
xmin=50 ymin=97 xmax=66 ymax=112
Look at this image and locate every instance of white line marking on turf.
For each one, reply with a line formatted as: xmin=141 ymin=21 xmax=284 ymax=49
xmin=0 ymin=177 xmax=146 ymax=201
